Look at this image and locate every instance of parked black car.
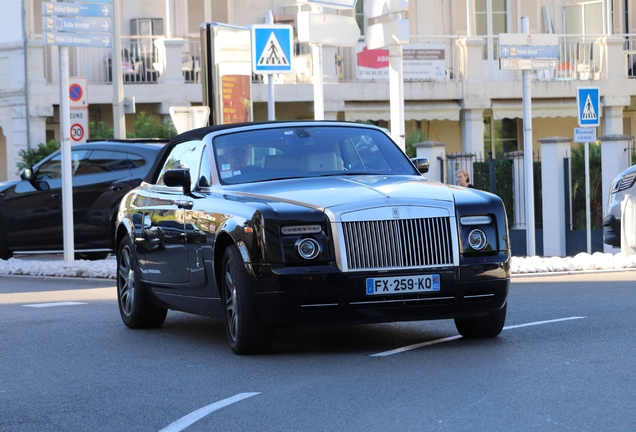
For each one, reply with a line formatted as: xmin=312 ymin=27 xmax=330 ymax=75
xmin=115 ymin=121 xmax=510 ymax=354
xmin=0 ymin=139 xmax=167 ymax=260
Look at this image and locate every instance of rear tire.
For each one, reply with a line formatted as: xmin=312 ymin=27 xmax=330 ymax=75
xmin=117 ymin=234 xmax=167 ymax=328
xmin=221 ymin=245 xmax=274 ymax=355
xmin=455 ymin=302 xmax=507 ymax=338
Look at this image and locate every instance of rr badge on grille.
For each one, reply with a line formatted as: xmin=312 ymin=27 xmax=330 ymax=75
xmin=392 ymin=208 xmax=400 ymax=218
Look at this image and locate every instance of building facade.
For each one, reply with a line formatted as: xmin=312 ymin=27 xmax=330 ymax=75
xmin=1 ymin=0 xmax=636 ymax=186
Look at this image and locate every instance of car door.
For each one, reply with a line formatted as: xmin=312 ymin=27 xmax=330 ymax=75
xmin=72 ymin=149 xmax=138 ymax=249
xmin=4 ymin=149 xmax=89 ymax=251
xmin=144 ymin=140 xmax=203 ymax=285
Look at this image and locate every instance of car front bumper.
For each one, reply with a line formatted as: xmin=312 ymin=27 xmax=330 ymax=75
xmin=250 ymin=253 xmax=510 ymax=325
xmin=603 ymin=214 xmax=621 ymax=247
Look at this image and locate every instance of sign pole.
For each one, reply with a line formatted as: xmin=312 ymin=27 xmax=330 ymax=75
xmin=59 ymin=46 xmax=75 ymax=263
xmin=585 ymin=140 xmax=591 ymax=253
xmin=521 ymin=16 xmax=536 ymax=256
xmin=389 ymin=44 xmax=405 ymax=151
xmin=266 ymin=11 xmax=275 ymax=121
xmin=112 ymin=0 xmax=125 ymax=138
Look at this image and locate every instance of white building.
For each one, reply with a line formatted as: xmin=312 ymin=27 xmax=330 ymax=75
xmin=1 ymin=0 xmax=636 ymax=185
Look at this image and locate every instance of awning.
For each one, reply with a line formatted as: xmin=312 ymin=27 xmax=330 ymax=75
xmin=491 ymin=99 xmax=578 ymax=120
xmin=344 ymin=101 xmax=461 ymax=122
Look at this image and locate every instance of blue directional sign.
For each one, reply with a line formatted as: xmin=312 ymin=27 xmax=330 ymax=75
xmin=43 ymin=17 xmax=112 ymax=34
xmin=577 ymin=87 xmax=600 ymax=127
xmin=42 ymin=2 xmax=112 ymax=18
xmin=498 ymin=45 xmax=559 ymax=59
xmin=252 ymin=25 xmax=294 ymax=74
xmin=44 ymin=32 xmax=112 ymax=48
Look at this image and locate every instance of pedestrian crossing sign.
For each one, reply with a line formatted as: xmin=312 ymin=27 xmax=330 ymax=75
xmin=251 ymin=25 xmax=294 ymax=74
xmin=576 ymin=87 xmax=600 ymax=127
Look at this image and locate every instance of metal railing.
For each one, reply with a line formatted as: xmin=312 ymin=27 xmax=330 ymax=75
xmin=40 ymin=33 xmax=631 ymax=85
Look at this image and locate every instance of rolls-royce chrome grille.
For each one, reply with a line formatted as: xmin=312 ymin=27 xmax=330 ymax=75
xmin=342 ymin=217 xmax=454 ymax=270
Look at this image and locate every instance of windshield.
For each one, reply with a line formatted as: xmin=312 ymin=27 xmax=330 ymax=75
xmin=212 ymin=125 xmax=418 ymax=185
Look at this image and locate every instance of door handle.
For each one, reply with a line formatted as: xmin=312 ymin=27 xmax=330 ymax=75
xmin=110 ymin=185 xmax=124 ymax=191
xmin=52 ymin=193 xmax=62 ymax=199
xmin=173 ymin=200 xmax=193 ymax=209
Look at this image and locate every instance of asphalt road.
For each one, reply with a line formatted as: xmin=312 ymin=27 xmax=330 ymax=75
xmin=1 ymin=272 xmax=635 ymax=431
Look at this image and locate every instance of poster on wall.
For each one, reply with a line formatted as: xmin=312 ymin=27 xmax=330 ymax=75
xmin=221 ymin=75 xmax=251 ymax=124
xmin=356 ymin=42 xmax=446 ymax=81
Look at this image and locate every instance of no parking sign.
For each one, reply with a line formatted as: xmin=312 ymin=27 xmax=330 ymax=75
xmin=69 ymin=77 xmax=88 ymax=108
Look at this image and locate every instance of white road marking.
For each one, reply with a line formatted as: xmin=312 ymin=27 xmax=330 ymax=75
xmin=159 ymin=392 xmax=260 ymax=432
xmin=22 ymin=302 xmax=88 ymax=308
xmin=371 ymin=316 xmax=588 ymax=357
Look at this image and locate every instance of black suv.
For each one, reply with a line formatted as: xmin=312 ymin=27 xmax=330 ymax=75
xmin=0 ymin=139 xmax=167 ymax=260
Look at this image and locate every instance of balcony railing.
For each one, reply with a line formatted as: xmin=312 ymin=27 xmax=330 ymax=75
xmin=41 ymin=34 xmax=630 ymax=86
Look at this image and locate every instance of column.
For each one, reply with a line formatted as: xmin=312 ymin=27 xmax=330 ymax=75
xmin=413 ymin=140 xmax=447 ymax=183
xmin=154 ymin=38 xmax=186 ymax=84
xmin=460 ymin=108 xmax=485 ymax=156
xmin=538 ymin=137 xmax=572 ymax=257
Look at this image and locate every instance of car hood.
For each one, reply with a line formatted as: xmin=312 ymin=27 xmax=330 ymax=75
xmin=223 ymin=175 xmax=456 ymax=211
xmin=0 ymin=179 xmax=18 ymax=194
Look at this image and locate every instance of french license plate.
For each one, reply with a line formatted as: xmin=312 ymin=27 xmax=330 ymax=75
xmin=366 ymin=274 xmax=440 ymax=296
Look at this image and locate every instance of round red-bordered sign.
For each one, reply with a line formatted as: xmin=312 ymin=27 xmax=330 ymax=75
xmin=69 ymin=83 xmax=83 ymax=102
xmin=70 ymin=123 xmax=84 ymax=142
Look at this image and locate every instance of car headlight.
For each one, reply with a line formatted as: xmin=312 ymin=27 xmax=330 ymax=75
xmin=460 ymin=215 xmax=492 ymax=225
xmin=295 ymin=238 xmax=321 ymax=260
xmin=611 ymin=174 xmax=636 ymax=193
xmin=468 ymin=229 xmax=487 ymax=251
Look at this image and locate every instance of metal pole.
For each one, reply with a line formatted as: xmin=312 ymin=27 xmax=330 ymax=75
xmin=311 ymin=5 xmax=324 ymax=120
xmin=165 ymin=0 xmax=172 ymax=38
xmin=466 ymin=0 xmax=475 ymax=37
xmin=59 ymin=46 xmax=75 ymax=263
xmin=521 ymin=16 xmax=536 ymax=256
xmin=266 ymin=10 xmax=275 ymax=121
xmin=585 ymin=141 xmax=592 ymax=253
xmin=389 ymin=44 xmax=405 ymax=151
xmin=112 ymin=0 xmax=126 ymax=138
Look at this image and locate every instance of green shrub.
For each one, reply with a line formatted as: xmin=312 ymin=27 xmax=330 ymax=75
xmin=17 ymin=140 xmax=60 ymax=171
xmin=570 ymin=143 xmax=602 ymax=230
xmin=89 ymin=112 xmax=177 ymax=140
xmin=132 ymin=112 xmax=177 ymax=139
xmin=405 ymin=130 xmax=427 ymax=158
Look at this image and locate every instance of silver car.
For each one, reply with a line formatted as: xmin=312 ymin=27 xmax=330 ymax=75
xmin=603 ymin=164 xmax=636 ymax=247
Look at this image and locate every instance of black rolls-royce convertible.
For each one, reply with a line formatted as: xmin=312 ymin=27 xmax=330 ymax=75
xmin=115 ymin=121 xmax=510 ymax=354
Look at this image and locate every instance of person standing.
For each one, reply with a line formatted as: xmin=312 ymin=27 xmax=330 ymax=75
xmin=455 ymin=169 xmax=475 ymax=188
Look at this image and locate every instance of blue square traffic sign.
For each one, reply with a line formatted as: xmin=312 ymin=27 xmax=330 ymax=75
xmin=577 ymin=87 xmax=600 ymax=127
xmin=251 ymin=25 xmax=294 ymax=74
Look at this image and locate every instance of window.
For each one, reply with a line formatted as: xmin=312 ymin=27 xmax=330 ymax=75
xmin=157 ymin=141 xmax=203 ymax=189
xmin=475 ymin=0 xmax=509 ymax=61
xmin=36 ymin=150 xmax=89 ymax=180
xmin=484 ymin=117 xmax=518 ymax=157
xmin=75 ymin=151 xmax=131 ymax=175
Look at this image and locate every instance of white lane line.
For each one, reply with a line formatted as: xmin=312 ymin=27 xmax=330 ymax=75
xmin=371 ymin=316 xmax=587 ymax=357
xmin=22 ymin=302 xmax=88 ymax=308
xmin=159 ymin=392 xmax=260 ymax=432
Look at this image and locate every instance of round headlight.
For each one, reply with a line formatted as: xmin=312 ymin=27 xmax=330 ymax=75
xmin=468 ymin=229 xmax=487 ymax=251
xmin=295 ymin=238 xmax=321 ymax=260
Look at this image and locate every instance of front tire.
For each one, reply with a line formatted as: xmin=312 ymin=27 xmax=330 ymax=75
xmin=455 ymin=302 xmax=507 ymax=338
xmin=117 ymin=234 xmax=167 ymax=328
xmin=221 ymin=245 xmax=274 ymax=355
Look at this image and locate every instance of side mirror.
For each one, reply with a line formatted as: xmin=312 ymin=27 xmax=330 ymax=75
xmin=20 ymin=168 xmax=34 ymax=181
xmin=163 ymin=169 xmax=192 ymax=195
xmin=411 ymin=157 xmax=429 ymax=174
